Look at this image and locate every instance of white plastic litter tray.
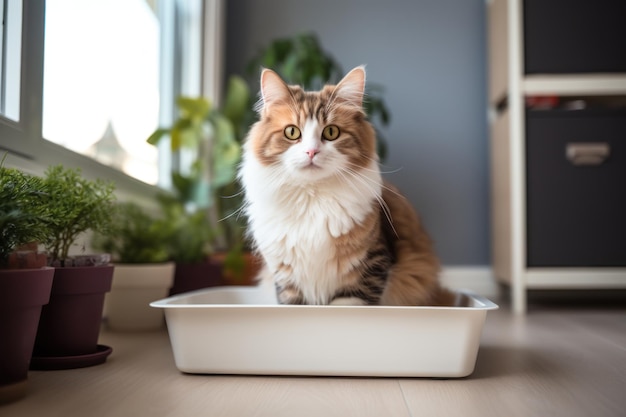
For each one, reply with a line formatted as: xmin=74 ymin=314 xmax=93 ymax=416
xmin=151 ymin=286 xmax=498 ymax=378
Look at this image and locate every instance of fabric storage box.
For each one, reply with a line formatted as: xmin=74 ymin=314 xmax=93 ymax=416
xmin=526 ymin=108 xmax=626 ymax=267
xmin=151 ymin=286 xmax=498 ymax=378
xmin=523 ymin=0 xmax=626 ymax=74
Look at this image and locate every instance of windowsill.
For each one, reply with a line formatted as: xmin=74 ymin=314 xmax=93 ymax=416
xmin=1 ymin=140 xmax=162 ymax=208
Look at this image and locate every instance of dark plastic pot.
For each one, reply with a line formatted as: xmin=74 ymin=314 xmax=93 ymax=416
xmin=0 ymin=267 xmax=54 ymax=404
xmin=32 ymin=265 xmax=113 ymax=368
xmin=169 ymin=259 xmax=221 ymax=296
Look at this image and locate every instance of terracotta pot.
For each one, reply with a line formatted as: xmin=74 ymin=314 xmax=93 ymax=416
xmin=32 ymin=265 xmax=114 ymax=366
xmin=0 ymin=267 xmax=54 ymax=404
xmin=104 ymin=262 xmax=175 ymax=331
xmin=215 ymin=252 xmax=262 ymax=286
xmin=169 ymin=260 xmax=221 ymax=296
xmin=7 ymin=250 xmax=48 ymax=269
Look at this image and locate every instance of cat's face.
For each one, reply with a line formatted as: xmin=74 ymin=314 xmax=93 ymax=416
xmin=245 ymin=67 xmax=377 ymax=184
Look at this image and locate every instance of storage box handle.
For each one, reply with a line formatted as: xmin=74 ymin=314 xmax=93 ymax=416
xmin=565 ymin=142 xmax=610 ymax=166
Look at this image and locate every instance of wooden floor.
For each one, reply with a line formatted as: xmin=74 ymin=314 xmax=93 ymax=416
xmin=4 ymin=292 xmax=626 ymax=417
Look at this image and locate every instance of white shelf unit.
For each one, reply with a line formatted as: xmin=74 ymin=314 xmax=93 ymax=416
xmin=487 ymin=0 xmax=626 ymax=313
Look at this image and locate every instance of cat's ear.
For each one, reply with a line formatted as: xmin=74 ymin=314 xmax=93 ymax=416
xmin=334 ymin=66 xmax=366 ymax=109
xmin=259 ymin=69 xmax=290 ymax=112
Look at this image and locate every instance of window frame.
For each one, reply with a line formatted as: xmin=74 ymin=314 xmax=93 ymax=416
xmin=0 ymin=0 xmax=223 ymax=204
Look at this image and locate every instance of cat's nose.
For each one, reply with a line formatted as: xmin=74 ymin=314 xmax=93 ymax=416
xmin=306 ymin=149 xmax=319 ymax=160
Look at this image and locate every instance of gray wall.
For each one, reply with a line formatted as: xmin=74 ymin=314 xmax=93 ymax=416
xmin=225 ymin=0 xmax=489 ymax=266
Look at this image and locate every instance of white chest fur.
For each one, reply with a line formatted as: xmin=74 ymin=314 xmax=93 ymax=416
xmin=240 ymin=155 xmax=382 ymax=304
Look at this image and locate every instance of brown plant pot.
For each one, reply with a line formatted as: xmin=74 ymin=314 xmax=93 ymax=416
xmin=31 ymin=265 xmax=114 ymax=370
xmin=0 ymin=267 xmax=54 ymax=404
xmin=169 ymin=260 xmax=221 ymax=296
xmin=215 ymin=252 xmax=262 ymax=286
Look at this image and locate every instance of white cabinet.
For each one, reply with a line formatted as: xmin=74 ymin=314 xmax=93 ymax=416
xmin=487 ymin=0 xmax=626 ymax=313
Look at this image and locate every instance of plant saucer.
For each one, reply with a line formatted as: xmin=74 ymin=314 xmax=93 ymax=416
xmin=30 ymin=345 xmax=112 ymax=371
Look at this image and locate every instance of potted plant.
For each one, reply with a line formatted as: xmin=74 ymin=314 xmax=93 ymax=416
xmin=93 ymin=202 xmax=176 ymax=331
xmin=0 ymin=164 xmax=54 ymax=404
xmin=31 ymin=165 xmax=116 ymax=370
xmin=148 ymin=75 xmax=258 ymax=293
xmin=158 ymin=195 xmax=221 ymax=295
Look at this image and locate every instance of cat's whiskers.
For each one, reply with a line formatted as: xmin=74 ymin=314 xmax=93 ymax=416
xmin=259 ymin=164 xmax=290 ymax=190
xmin=287 ymin=90 xmax=306 ymax=118
xmin=216 ymin=188 xmax=248 ymax=223
xmin=348 ymin=174 xmax=397 ymax=239
xmin=342 ymin=164 xmax=404 ymax=200
xmin=220 ymin=189 xmax=245 ymax=199
xmin=361 ymin=172 xmax=410 ymax=207
xmin=345 ymin=160 xmax=402 ymax=175
xmin=218 ymin=205 xmax=245 ymax=223
xmin=334 ymin=168 xmax=378 ymax=214
xmin=341 ymin=166 xmax=379 ymax=188
xmin=324 ymin=85 xmax=339 ymax=115
xmin=338 ymin=166 xmax=398 ymax=238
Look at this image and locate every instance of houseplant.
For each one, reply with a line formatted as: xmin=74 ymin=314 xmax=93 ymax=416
xmin=31 ymin=165 xmax=116 ymax=370
xmin=158 ymin=194 xmax=221 ymax=295
xmin=0 ymin=164 xmax=54 ymax=403
xmin=148 ymin=75 xmax=258 ymax=292
xmin=246 ymin=32 xmax=391 ymax=160
xmin=93 ymin=202 xmax=176 ymax=331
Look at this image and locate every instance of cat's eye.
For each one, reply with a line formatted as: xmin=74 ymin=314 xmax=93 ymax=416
xmin=284 ymin=125 xmax=301 ymax=140
xmin=322 ymin=125 xmax=340 ymax=141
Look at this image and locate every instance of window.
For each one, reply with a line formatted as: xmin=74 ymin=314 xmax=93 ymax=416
xmin=0 ymin=0 xmax=22 ymax=122
xmin=42 ymin=0 xmax=161 ymax=184
xmin=0 ymin=0 xmax=223 ymax=195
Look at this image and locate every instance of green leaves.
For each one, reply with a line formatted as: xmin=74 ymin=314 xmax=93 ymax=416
xmin=145 ymin=75 xmax=250 ymax=256
xmin=248 ymin=33 xmax=342 ymax=90
xmin=210 ymin=113 xmax=241 ymax=190
xmin=0 ymin=166 xmax=48 ymax=267
xmin=147 ymin=97 xmax=213 ymax=151
xmin=177 ymin=96 xmax=212 ymax=120
xmin=146 ymin=128 xmax=169 ymax=146
xmin=157 ymin=195 xmax=215 ymax=263
xmin=146 ymin=75 xmax=249 ymax=211
xmin=222 ymin=76 xmax=251 ymax=139
xmin=0 ymin=164 xmax=117 ymax=267
xmin=92 ymin=202 xmax=173 ymax=264
xmin=39 ymin=165 xmax=116 ymax=264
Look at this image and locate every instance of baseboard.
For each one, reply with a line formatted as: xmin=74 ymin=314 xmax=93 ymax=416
xmin=440 ymin=266 xmax=499 ymax=298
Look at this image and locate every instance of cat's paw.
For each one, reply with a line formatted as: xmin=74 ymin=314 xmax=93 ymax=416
xmin=329 ymin=297 xmax=367 ymax=306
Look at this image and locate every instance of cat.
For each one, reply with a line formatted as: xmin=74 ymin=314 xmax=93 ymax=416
xmin=238 ymin=66 xmax=454 ymax=306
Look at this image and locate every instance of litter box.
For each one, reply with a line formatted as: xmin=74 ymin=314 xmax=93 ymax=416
xmin=150 ymin=286 xmax=498 ymax=378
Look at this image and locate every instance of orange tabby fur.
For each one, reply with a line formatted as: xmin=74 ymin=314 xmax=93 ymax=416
xmin=380 ymin=184 xmax=456 ymax=306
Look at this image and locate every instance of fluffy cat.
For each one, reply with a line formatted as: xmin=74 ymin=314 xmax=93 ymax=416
xmin=239 ymin=66 xmax=454 ymax=306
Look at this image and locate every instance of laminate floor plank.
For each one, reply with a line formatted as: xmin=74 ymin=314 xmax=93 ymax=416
xmin=400 ymin=304 xmax=626 ymax=417
xmin=4 ymin=295 xmax=625 ymax=417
